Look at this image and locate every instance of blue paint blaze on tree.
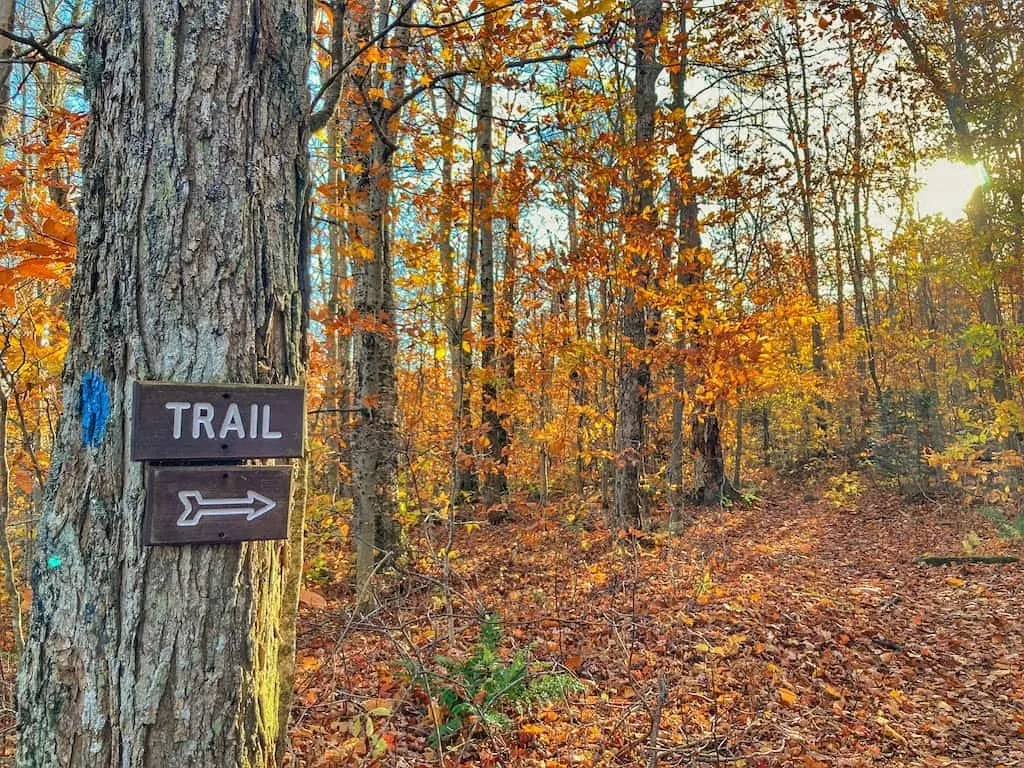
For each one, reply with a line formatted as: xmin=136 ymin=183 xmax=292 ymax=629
xmin=80 ymin=371 xmax=111 ymax=448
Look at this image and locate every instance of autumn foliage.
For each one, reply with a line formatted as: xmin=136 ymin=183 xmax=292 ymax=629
xmin=2 ymin=0 xmax=1024 ymax=763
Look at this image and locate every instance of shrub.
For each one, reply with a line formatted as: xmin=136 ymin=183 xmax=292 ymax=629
xmin=410 ymin=613 xmax=583 ymax=746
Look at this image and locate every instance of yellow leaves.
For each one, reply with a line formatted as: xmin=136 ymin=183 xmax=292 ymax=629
xmin=567 ymin=57 xmax=590 ymax=77
xmin=361 ymin=46 xmax=389 ymax=65
xmin=693 ymin=633 xmax=746 ymax=658
xmin=778 ymin=687 xmax=798 ymax=707
xmin=562 ymin=0 xmax=617 ymax=20
xmin=945 ymin=576 xmax=966 ymax=587
xmin=875 ymin=715 xmax=908 ymax=746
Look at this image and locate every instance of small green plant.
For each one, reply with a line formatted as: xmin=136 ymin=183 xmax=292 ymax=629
xmin=981 ymin=506 xmax=1024 ymax=541
xmin=410 ymin=613 xmax=582 ymax=746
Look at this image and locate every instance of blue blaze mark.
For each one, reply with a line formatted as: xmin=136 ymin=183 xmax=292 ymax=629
xmin=46 ymin=555 xmax=62 ymax=569
xmin=80 ymin=371 xmax=111 ymax=448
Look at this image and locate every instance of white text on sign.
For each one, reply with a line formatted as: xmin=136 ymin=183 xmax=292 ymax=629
xmin=164 ymin=402 xmax=283 ymax=440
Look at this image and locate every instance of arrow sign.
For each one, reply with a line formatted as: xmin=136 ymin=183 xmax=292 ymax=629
xmin=177 ymin=490 xmax=277 ymax=526
xmin=144 ymin=465 xmax=291 ymax=545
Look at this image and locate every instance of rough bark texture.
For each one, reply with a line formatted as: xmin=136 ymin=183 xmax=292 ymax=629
xmin=0 ymin=392 xmax=24 ymax=654
xmin=437 ymin=88 xmax=478 ymax=505
xmin=666 ymin=31 xmax=695 ymax=533
xmin=476 ymin=77 xmax=508 ymax=512
xmin=692 ymin=405 xmax=730 ymax=506
xmin=16 ymin=0 xmax=309 ymax=763
xmin=325 ymin=116 xmax=351 ymax=499
xmin=348 ymin=11 xmax=407 ymax=591
xmin=613 ymin=0 xmax=662 ymax=529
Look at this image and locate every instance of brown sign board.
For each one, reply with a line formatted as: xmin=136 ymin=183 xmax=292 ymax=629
xmin=143 ymin=464 xmax=292 ymax=545
xmin=131 ymin=381 xmax=304 ymax=461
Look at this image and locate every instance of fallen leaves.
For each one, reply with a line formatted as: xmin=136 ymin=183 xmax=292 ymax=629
xmin=288 ymin=485 xmax=1024 ymax=767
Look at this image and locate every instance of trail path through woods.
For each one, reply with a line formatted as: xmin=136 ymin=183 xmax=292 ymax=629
xmin=297 ymin=487 xmax=1023 ymax=767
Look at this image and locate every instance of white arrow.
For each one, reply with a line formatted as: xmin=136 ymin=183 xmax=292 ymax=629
xmin=176 ymin=490 xmax=277 ymax=527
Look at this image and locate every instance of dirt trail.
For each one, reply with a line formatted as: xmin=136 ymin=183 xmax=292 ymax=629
xmin=290 ymin=488 xmax=1024 ymax=767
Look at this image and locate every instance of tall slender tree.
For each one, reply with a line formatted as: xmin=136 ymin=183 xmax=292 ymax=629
xmin=613 ymin=0 xmax=663 ymax=528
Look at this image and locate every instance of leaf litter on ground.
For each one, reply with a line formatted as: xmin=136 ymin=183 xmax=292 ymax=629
xmin=286 ymin=484 xmax=1024 ymax=768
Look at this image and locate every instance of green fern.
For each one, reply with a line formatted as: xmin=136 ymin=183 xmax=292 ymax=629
xmin=409 ymin=613 xmax=582 ymax=747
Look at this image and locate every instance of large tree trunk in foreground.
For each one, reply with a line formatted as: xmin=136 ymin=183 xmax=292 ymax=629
xmin=17 ymin=0 xmax=309 ymax=763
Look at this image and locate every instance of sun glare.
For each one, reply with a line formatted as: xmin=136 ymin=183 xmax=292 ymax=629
xmin=915 ymin=159 xmax=987 ymax=220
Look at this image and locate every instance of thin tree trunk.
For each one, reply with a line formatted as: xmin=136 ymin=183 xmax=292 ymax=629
xmin=349 ymin=16 xmax=408 ymax=593
xmin=667 ymin=16 xmax=694 ymax=532
xmin=435 ymin=86 xmax=477 ymax=506
xmin=0 ymin=392 xmax=23 ymax=655
xmin=733 ymin=402 xmax=743 ymax=490
xmin=613 ymin=0 xmax=663 ymax=529
xmin=326 ymin=116 xmax=351 ymax=499
xmin=476 ymin=74 xmax=507 ymax=511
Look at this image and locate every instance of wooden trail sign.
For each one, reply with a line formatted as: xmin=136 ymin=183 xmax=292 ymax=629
xmin=131 ymin=381 xmax=304 ymax=460
xmin=144 ymin=464 xmax=292 ymax=545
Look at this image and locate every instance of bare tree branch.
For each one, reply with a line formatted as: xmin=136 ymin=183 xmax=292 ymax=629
xmin=0 ymin=24 xmax=82 ymax=74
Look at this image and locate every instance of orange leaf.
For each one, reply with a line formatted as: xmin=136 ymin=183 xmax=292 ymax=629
xmin=299 ymin=589 xmax=328 ymax=609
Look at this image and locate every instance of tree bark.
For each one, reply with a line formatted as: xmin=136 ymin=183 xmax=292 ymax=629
xmin=325 ymin=115 xmax=351 ymax=499
xmin=17 ymin=0 xmax=309 ymax=763
xmin=666 ymin=14 xmax=695 ymax=532
xmin=348 ymin=12 xmax=408 ymax=593
xmin=0 ymin=0 xmax=15 ymax=135
xmin=0 ymin=391 xmax=23 ymax=655
xmin=436 ymin=86 xmax=478 ymax=506
xmin=476 ymin=75 xmax=508 ymax=511
xmin=613 ymin=0 xmax=662 ymax=529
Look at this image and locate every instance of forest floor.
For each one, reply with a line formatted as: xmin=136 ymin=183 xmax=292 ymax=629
xmin=288 ymin=478 xmax=1024 ymax=768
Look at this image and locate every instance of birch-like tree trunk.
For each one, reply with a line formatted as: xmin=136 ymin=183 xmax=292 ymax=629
xmin=16 ymin=0 xmax=309 ymax=763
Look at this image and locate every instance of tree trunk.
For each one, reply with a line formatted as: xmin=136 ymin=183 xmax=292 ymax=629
xmin=493 ymin=157 xmax=520 ymax=518
xmin=325 ymin=116 xmax=351 ymax=499
xmin=666 ymin=17 xmax=695 ymax=532
xmin=0 ymin=0 xmax=15 ymax=135
xmin=476 ymin=76 xmax=508 ymax=511
xmin=847 ymin=30 xmax=884 ymax=416
xmin=733 ymin=402 xmax=743 ymax=490
xmin=0 ymin=391 xmax=23 ymax=654
xmin=435 ymin=86 xmax=478 ymax=506
xmin=692 ymin=404 xmax=731 ymax=506
xmin=348 ymin=15 xmax=408 ymax=593
xmin=17 ymin=0 xmax=309 ymax=762
xmin=613 ymin=0 xmax=663 ymax=529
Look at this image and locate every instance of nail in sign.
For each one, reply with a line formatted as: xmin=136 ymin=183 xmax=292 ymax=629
xmin=131 ymin=381 xmax=304 ymax=460
xmin=144 ymin=465 xmax=292 ymax=545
